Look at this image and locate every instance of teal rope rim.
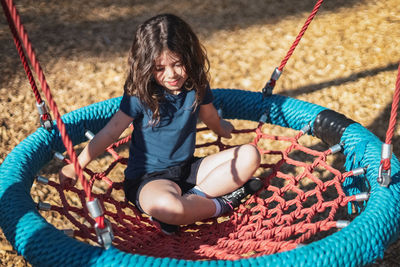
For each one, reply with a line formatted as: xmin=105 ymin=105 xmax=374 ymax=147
xmin=0 ymin=89 xmax=399 ymax=267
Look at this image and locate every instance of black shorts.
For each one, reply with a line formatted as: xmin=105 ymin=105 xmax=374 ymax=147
xmin=123 ymin=157 xmax=203 ymax=213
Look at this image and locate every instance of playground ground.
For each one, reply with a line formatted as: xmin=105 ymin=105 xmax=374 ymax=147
xmin=0 ymin=0 xmax=399 ymax=265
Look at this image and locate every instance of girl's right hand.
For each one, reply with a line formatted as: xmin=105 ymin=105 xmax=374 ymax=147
xmin=219 ymin=119 xmax=234 ymax=139
xmin=59 ymin=164 xmax=78 ymax=187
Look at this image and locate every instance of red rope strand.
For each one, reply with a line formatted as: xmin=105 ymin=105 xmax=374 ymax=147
xmin=381 ymin=62 xmax=400 ymax=171
xmin=1 ymin=0 xmax=41 ymax=104
xmin=3 ymin=0 xmax=90 ymax=197
xmin=2 ymin=0 xmax=107 ymax=229
xmin=384 ymin=63 xmax=400 ymax=145
xmin=278 ymin=0 xmax=324 ymax=71
xmin=262 ymin=0 xmax=324 ymax=96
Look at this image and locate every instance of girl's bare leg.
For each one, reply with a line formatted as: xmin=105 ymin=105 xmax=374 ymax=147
xmin=138 ymin=179 xmax=216 ymax=225
xmin=195 ymin=144 xmax=261 ymax=197
xmin=138 ymin=144 xmax=261 ymax=225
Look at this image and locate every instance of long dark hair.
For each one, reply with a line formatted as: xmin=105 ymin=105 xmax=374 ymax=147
xmin=124 ymin=14 xmax=210 ymax=124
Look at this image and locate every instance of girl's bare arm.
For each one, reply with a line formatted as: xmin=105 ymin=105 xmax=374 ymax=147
xmin=199 ymin=103 xmax=233 ymax=138
xmin=59 ymin=110 xmax=133 ymax=184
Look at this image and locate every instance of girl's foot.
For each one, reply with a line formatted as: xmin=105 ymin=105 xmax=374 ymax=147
xmin=150 ymin=217 xmax=179 ymax=235
xmin=218 ymin=177 xmax=263 ymax=213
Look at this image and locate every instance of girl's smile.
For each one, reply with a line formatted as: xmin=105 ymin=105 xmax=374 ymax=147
xmin=167 ymin=80 xmax=179 ymax=86
xmin=153 ymin=49 xmax=188 ymax=94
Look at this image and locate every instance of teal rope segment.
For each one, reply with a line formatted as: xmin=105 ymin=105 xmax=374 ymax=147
xmin=212 ymin=89 xmax=326 ymax=129
xmin=0 ymin=89 xmax=399 ymax=266
xmin=342 ymin=124 xmax=374 ymax=213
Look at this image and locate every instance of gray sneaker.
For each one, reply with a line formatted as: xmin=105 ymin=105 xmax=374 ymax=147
xmin=150 ymin=217 xmax=179 ymax=235
xmin=218 ymin=177 xmax=263 ymax=214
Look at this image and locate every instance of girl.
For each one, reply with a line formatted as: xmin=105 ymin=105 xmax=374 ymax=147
xmin=60 ymin=14 xmax=261 ymax=234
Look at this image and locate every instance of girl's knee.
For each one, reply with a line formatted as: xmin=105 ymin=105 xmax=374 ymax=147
xmin=239 ymin=144 xmax=261 ymax=167
xmin=146 ymin=194 xmax=184 ymax=221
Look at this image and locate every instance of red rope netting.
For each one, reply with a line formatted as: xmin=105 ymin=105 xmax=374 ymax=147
xmin=36 ymin=121 xmax=365 ymax=260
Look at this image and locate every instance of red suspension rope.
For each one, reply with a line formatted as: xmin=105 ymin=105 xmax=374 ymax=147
xmin=262 ymin=0 xmax=324 ymax=96
xmin=384 ymin=63 xmax=400 ymax=145
xmin=378 ymin=62 xmax=400 ymax=187
xmin=0 ymin=0 xmax=54 ymax=129
xmin=1 ymin=0 xmax=108 ymax=234
xmin=1 ymin=0 xmax=90 ymax=199
xmin=277 ymin=0 xmax=324 ymax=72
xmin=1 ymin=0 xmax=40 ymax=103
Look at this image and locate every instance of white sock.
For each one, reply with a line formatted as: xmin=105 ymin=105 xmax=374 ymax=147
xmin=212 ymin=198 xmax=222 ymax=217
xmin=185 ymin=186 xmax=225 ymax=217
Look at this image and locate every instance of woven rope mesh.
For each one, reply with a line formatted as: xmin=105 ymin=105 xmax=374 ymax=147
xmin=33 ymin=119 xmax=360 ymax=260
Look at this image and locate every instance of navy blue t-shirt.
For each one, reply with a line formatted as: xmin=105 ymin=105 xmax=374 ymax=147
xmin=120 ymin=85 xmax=213 ymax=180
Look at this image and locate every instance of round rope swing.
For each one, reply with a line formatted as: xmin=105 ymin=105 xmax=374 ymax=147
xmin=1 ymin=0 xmax=400 ymax=266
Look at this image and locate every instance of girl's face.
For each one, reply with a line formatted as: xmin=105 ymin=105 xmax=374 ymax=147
xmin=153 ymin=49 xmax=188 ymax=94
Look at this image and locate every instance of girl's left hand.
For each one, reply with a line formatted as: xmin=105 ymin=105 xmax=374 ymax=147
xmin=219 ymin=119 xmax=234 ymax=138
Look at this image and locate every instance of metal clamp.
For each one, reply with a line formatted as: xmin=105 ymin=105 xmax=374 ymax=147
xmin=62 ymin=229 xmax=75 ymax=237
xmin=53 ymin=152 xmax=65 ymax=161
xmin=259 ymin=111 xmax=269 ymax=123
xmin=300 ymin=122 xmax=311 ymax=134
xmin=336 ymin=220 xmax=350 ymax=229
xmin=352 ymin=166 xmax=367 ymax=176
xmin=377 ymin=143 xmax=392 ymax=187
xmin=94 ymin=219 xmax=114 ymax=249
xmin=36 ymin=175 xmax=49 ymax=185
xmin=329 ymin=143 xmax=343 ymax=154
xmin=39 ymin=115 xmax=53 ymax=131
xmin=86 ymin=198 xmax=104 ymax=218
xmin=262 ymin=67 xmax=282 ymax=97
xmin=378 ymin=164 xmax=391 ymax=187
xmin=36 ymin=101 xmax=53 ymax=131
xmin=37 ymin=202 xmax=51 ymax=211
xmin=354 ymin=192 xmax=369 ymax=202
xmin=86 ymin=198 xmax=114 ymax=249
xmin=85 ymin=130 xmax=95 ymax=140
